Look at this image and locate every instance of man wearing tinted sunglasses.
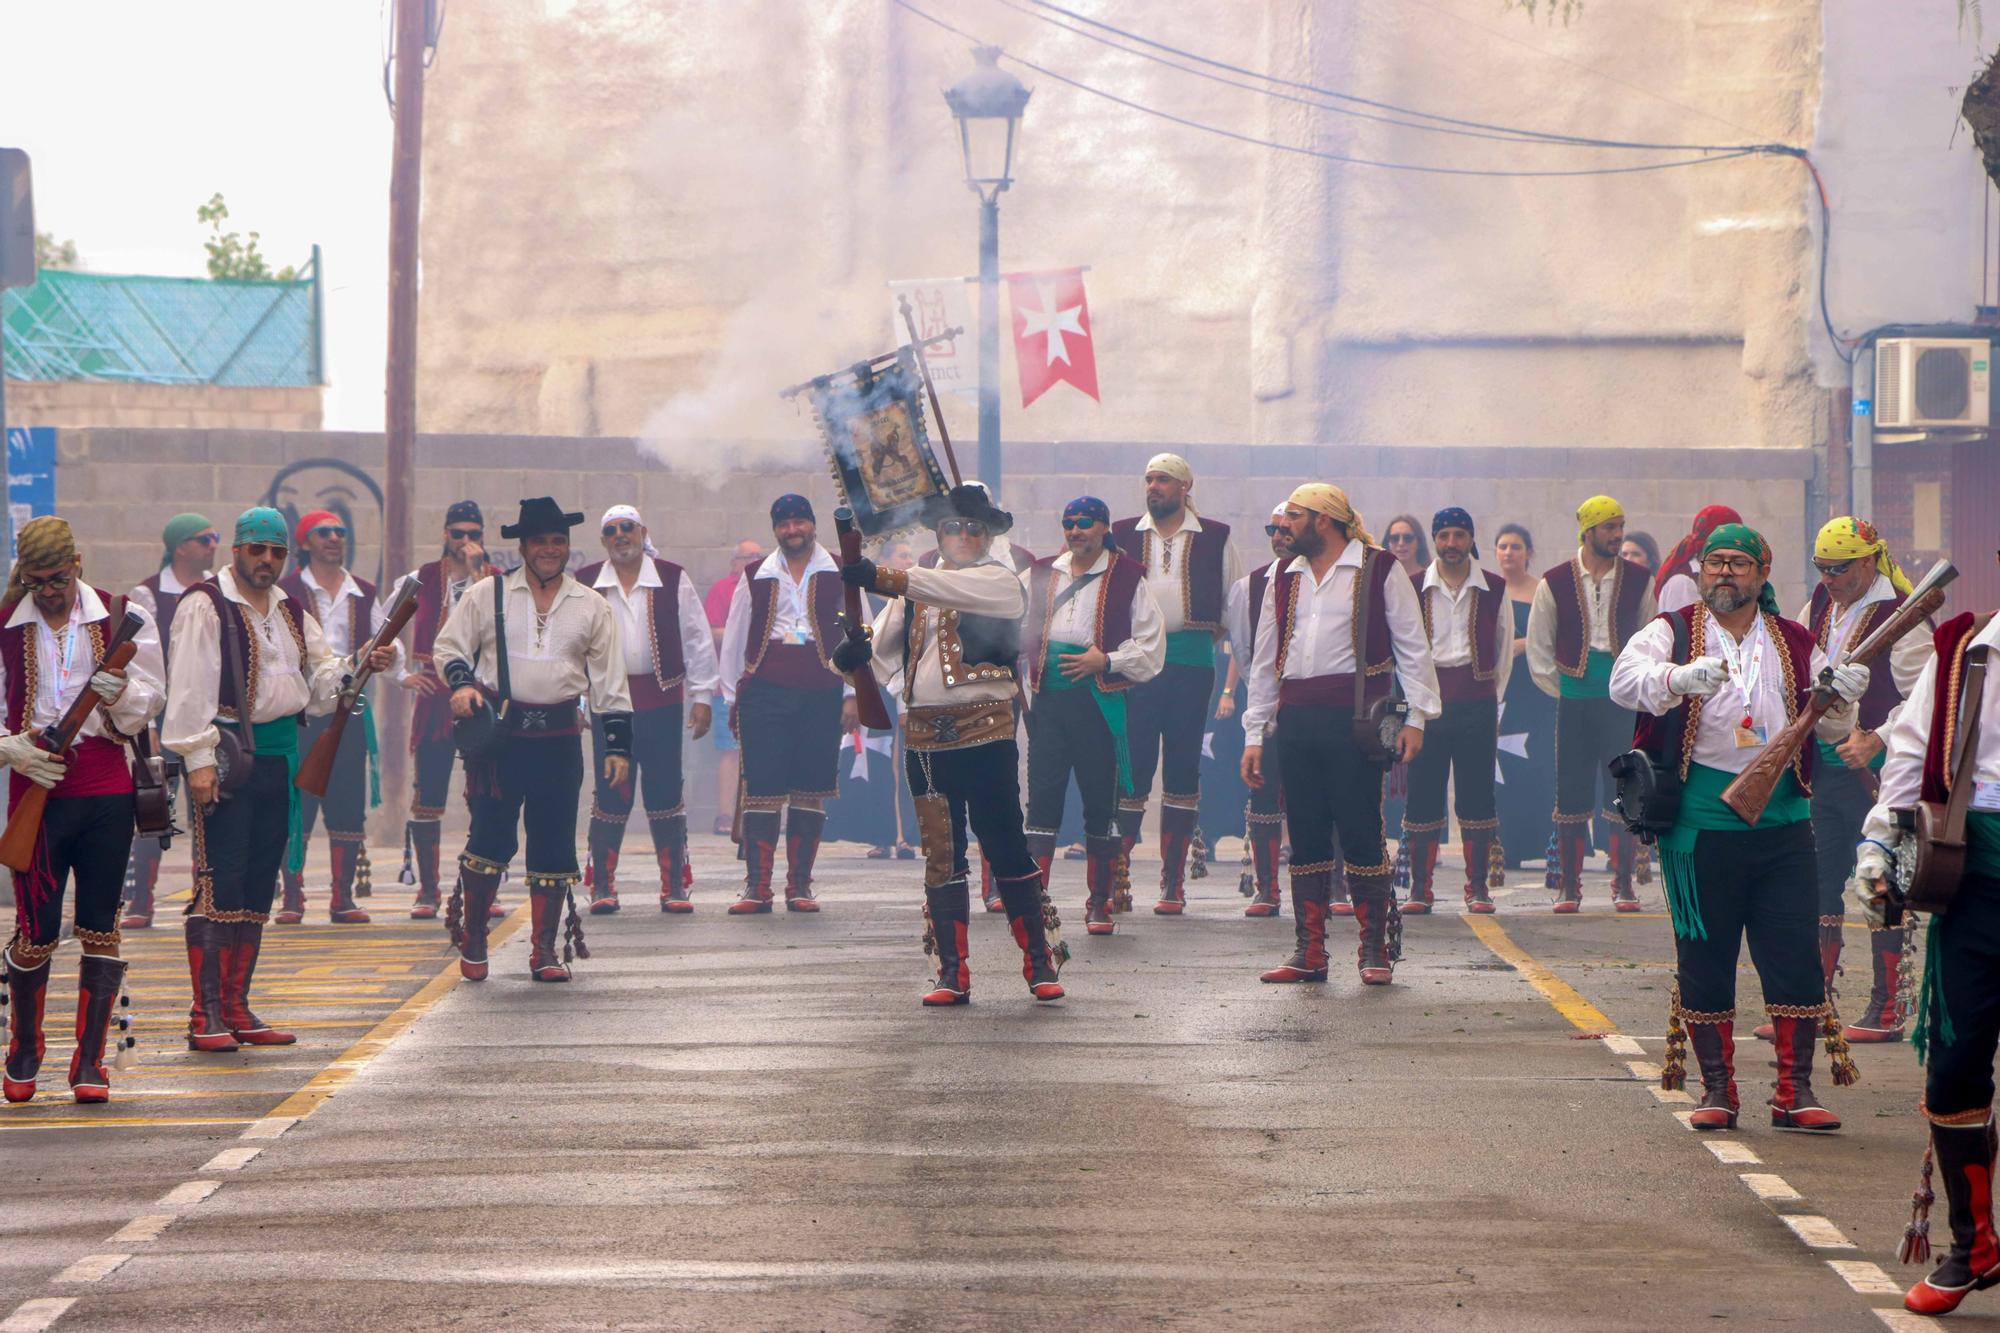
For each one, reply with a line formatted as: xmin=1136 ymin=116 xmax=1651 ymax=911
xmin=577 ymin=504 xmax=719 ymax=915
xmin=276 ymin=510 xmax=404 ymax=926
xmin=1221 ymin=501 xmax=1295 ymax=918
xmin=163 ymin=508 xmax=395 ymax=1053
xmin=119 ymin=513 xmax=219 ymax=929
xmin=390 ymin=501 xmax=489 ymax=921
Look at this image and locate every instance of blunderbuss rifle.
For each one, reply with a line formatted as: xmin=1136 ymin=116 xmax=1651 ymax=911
xmin=834 ymin=507 xmax=895 ymax=731
xmin=1719 ymin=558 xmax=1956 ymax=826
xmin=295 ymin=575 xmax=421 ymax=799
xmin=0 ymin=611 xmax=145 ymax=873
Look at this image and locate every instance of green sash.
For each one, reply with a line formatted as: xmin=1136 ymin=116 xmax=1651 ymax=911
xmin=1915 ymin=813 xmax=2000 ymax=1062
xmin=1657 ymin=761 xmax=1809 ymax=941
xmin=1815 ymin=737 xmax=1887 ymax=772
xmin=254 ymin=716 xmax=306 ymax=875
xmin=1044 ymin=641 xmax=1132 ymax=795
xmin=1557 ymin=649 xmax=1615 ymax=699
xmin=1164 ymin=629 xmax=1216 ymax=669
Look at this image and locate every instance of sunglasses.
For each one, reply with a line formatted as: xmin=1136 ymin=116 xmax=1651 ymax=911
xmin=1813 ymin=558 xmax=1858 ymax=577
xmin=447 ymin=526 xmax=484 ymax=542
xmin=938 ymin=519 xmax=987 ymax=537
xmin=240 ymin=542 xmax=287 ymax=559
xmin=1385 ymin=532 xmax=1418 ymax=545
xmin=18 ymin=571 xmax=73 ymax=593
xmin=308 ymin=525 xmax=348 ymax=540
xmin=603 ymin=521 xmax=639 ymax=536
xmin=1701 ymin=555 xmax=1758 ymax=575
xmin=1264 ymin=523 xmax=1283 ymax=537
xmin=187 ymin=532 xmax=221 ymax=547
xmin=1061 ymin=516 xmax=1099 ymax=531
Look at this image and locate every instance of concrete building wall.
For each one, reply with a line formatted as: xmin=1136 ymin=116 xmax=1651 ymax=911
xmin=4 ymin=380 xmax=324 ymax=432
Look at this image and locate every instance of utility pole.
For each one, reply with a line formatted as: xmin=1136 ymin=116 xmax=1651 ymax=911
xmin=380 ymin=0 xmax=427 ymax=830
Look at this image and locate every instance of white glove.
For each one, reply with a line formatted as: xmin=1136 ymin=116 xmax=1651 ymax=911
xmin=1829 ymin=662 xmax=1870 ymax=705
xmin=0 ymin=732 xmax=66 ymax=789
xmin=1849 ymin=838 xmax=1896 ymax=928
xmin=1667 ymin=657 xmax=1728 ymax=697
xmin=88 ymin=670 xmax=126 ymax=704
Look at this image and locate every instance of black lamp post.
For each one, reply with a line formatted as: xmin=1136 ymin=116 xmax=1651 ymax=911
xmin=943 ymin=46 xmax=1030 ymax=491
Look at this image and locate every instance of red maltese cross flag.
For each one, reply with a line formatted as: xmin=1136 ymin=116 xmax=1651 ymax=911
xmin=1007 ymin=268 xmax=1099 ymax=407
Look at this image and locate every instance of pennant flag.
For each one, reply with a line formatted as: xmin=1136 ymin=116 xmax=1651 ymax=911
xmin=888 ymin=277 xmax=978 ymax=400
xmin=1007 ymin=267 xmax=1098 ymax=407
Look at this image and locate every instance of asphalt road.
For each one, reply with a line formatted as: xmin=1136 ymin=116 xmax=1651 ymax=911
xmin=0 ymin=836 xmax=1964 ymax=1330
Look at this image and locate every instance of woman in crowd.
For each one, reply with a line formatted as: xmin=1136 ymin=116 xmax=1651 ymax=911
xmin=1620 ymin=531 xmax=1660 ymax=577
xmin=1383 ymin=514 xmax=1430 ymax=579
xmin=1494 ymin=522 xmax=1557 ymax=870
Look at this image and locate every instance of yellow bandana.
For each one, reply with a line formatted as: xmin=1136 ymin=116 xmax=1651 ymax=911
xmin=1287 ymin=483 xmax=1374 ymax=548
xmin=1813 ymin=516 xmax=1912 ymax=595
xmin=1576 ymin=494 xmax=1624 ymax=545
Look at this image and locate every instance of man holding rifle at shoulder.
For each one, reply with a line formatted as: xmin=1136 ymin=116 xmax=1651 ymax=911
xmin=1 ymin=517 xmax=165 ymax=1104
xmin=1610 ymin=523 xmax=1869 ymax=1133
xmin=276 ymin=509 xmax=404 ymax=925
xmin=163 ymin=508 xmax=394 ymax=1053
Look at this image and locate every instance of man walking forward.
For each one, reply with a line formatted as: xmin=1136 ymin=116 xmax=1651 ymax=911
xmin=1223 ymin=501 xmax=1293 ymax=918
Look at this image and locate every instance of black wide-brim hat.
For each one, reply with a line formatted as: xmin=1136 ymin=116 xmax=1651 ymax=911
xmin=941 ymin=482 xmax=1013 ymax=536
xmin=502 ymin=496 xmax=585 ymax=540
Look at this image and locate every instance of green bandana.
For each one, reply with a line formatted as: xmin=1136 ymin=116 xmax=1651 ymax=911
xmin=234 ymin=506 xmax=289 ymax=548
xmin=1701 ymin=522 xmax=1780 ymax=615
xmin=161 ymin=512 xmax=213 ymax=568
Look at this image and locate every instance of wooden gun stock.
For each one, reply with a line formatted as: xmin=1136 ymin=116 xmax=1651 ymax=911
xmin=834 ymin=508 xmax=894 ymax=731
xmin=0 ymin=636 xmax=140 ymax=872
xmin=1720 ymin=580 xmax=1950 ymax=826
xmin=295 ymin=578 xmax=422 ymax=799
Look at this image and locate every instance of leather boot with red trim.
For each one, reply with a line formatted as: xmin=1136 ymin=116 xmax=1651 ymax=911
xmin=1261 ymin=868 xmax=1330 ymax=983
xmin=586 ymin=817 xmax=623 ymax=915
xmin=183 ymin=917 xmax=238 ymax=1051
xmin=328 ymin=840 xmax=371 ymax=924
xmin=1084 ymin=833 xmax=1119 ymax=935
xmin=407 ymin=820 xmax=443 ymax=920
xmin=221 ymin=922 xmax=296 ymax=1045
xmin=452 ymin=864 xmax=502 ymax=980
xmin=1245 ymin=817 xmax=1283 ymax=918
xmin=1329 ymin=854 xmax=1354 ymax=917
xmin=729 ymin=809 xmax=780 ymax=915
xmin=1463 ymin=827 xmax=1498 ymax=914
xmin=1353 ymin=873 xmax=1396 ymax=986
xmin=998 ymin=872 xmax=1064 ymax=1001
xmin=1609 ymin=829 xmax=1641 ymax=912
xmin=3 ymin=952 xmax=51 ymax=1102
xmin=981 ymin=857 xmax=1004 ymax=913
xmin=1906 ymin=1116 xmax=2000 ymax=1315
xmin=1114 ymin=808 xmax=1143 ymax=913
xmin=1768 ymin=1012 xmax=1840 ymax=1131
xmin=69 ymin=953 xmax=127 ymax=1104
xmin=1845 ymin=926 xmax=1907 ymax=1042
xmin=1402 ymin=829 xmax=1438 ymax=915
xmin=1553 ymin=826 xmax=1587 ymax=913
xmin=1686 ymin=1020 xmax=1739 ymax=1131
xmin=1818 ymin=916 xmax=1844 ymax=988
xmin=784 ymin=806 xmax=824 ymax=912
xmin=122 ymin=840 xmax=160 ymax=928
xmin=527 ymin=882 xmax=573 ymax=983
xmin=1155 ymin=803 xmax=1196 ymax=916
xmin=654 ymin=813 xmax=692 ymax=914
xmin=922 ymin=878 xmax=972 ymax=1006
xmin=275 ymin=866 xmax=307 ymax=925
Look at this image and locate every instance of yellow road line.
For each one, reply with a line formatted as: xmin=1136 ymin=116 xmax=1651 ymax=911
xmin=0 ymin=1116 xmax=257 ymax=1131
xmin=1462 ymin=914 xmax=1617 ymax=1033
xmin=263 ymin=905 xmax=529 ymax=1123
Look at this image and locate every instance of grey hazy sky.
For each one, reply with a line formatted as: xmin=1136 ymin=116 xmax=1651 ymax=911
xmin=3 ymin=0 xmax=392 ymax=429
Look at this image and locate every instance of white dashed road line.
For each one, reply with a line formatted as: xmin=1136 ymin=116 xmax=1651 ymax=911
xmin=1781 ymin=1214 xmax=1858 ymax=1249
xmin=1875 ymin=1309 xmax=1945 ymax=1331
xmin=1704 ymin=1141 xmax=1760 ymax=1164
xmin=202 ymin=1145 xmax=264 ymax=1172
xmin=0 ymin=1299 xmax=77 ymax=1333
xmin=51 ymin=1254 xmax=130 ymax=1285
xmin=1828 ymin=1260 xmax=1905 ymax=1295
xmin=1740 ymin=1173 xmax=1802 ymax=1202
xmin=106 ymin=1213 xmax=176 ymax=1245
xmin=156 ymin=1180 xmax=220 ymax=1207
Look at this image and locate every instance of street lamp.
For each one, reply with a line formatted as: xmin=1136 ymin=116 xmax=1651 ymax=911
xmin=944 ymin=46 xmax=1030 ymax=491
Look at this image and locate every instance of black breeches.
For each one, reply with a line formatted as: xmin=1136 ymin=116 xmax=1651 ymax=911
xmin=1025 ymin=687 xmax=1121 ymax=839
xmin=1247 ymin=725 xmax=1284 ymax=819
xmin=1124 ymin=664 xmax=1213 ymax=806
xmin=12 ymin=793 xmax=134 ymax=949
xmin=1672 ymin=820 xmax=1823 ymax=1014
xmin=194 ymin=759 xmax=292 ymax=921
xmin=738 ymin=676 xmax=842 ymax=803
xmin=1924 ymin=875 xmax=2000 ymax=1116
xmin=463 ymin=732 xmax=584 ymax=875
xmin=1555 ymin=692 xmax=1632 ymax=823
xmin=412 ymin=734 xmax=458 ymax=819
xmin=906 ymin=739 xmax=1034 ymax=886
xmin=1809 ymin=762 xmax=1874 ymax=917
xmin=594 ymin=705 xmax=685 ymax=819
xmin=1275 ymin=704 xmax=1387 ymax=874
xmin=297 ymin=710 xmax=366 ymax=841
xmin=1405 ymin=697 xmax=1498 ymax=831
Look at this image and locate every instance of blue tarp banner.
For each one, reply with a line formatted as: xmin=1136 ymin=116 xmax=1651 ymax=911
xmin=5 ymin=425 xmax=57 ymax=563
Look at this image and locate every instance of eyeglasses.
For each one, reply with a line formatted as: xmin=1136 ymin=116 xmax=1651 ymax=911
xmin=188 ymin=532 xmax=220 ymax=547
xmin=938 ymin=519 xmax=987 ymax=537
xmin=1061 ymin=517 xmax=1099 ymax=531
xmin=240 ymin=542 xmax=287 ymax=559
xmin=602 ymin=521 xmax=639 ymax=536
xmin=308 ymin=525 xmax=347 ymax=540
xmin=447 ymin=526 xmax=483 ymax=542
xmin=1701 ymin=555 xmax=1758 ymax=575
xmin=18 ymin=571 xmax=72 ymax=593
xmin=1264 ymin=523 xmax=1283 ymax=537
xmin=1813 ymin=558 xmax=1857 ymax=577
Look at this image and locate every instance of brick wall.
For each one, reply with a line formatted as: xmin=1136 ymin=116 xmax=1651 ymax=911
xmin=5 ymin=380 xmax=323 ymax=432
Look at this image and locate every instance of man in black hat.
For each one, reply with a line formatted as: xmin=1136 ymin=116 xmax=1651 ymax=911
xmin=834 ymin=484 xmax=1064 ymax=1005
xmin=392 ymin=501 xmax=490 ymax=920
xmin=435 ymin=497 xmax=633 ymax=983
xmin=718 ymin=494 xmax=855 ymax=914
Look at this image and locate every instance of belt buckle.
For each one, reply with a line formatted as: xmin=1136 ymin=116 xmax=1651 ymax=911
xmin=518 ymin=707 xmax=549 ymax=732
xmin=930 ymin=713 xmax=960 ymax=745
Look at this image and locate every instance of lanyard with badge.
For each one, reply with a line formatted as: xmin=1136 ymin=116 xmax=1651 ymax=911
xmin=1713 ymin=618 xmax=1767 ymax=748
xmin=49 ymin=617 xmax=81 ymax=707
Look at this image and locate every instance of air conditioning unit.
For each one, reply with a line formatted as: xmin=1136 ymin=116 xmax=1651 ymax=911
xmin=1875 ymin=337 xmax=1991 ymax=430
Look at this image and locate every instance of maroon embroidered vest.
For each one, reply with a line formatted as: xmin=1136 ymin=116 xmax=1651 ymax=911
xmin=1421 ymin=568 xmax=1508 ymax=704
xmin=1544 ymin=555 xmax=1649 ymax=677
xmin=1922 ymin=613 xmax=1993 ymax=805
xmin=1808 ymin=583 xmax=1910 ymax=733
xmin=141 ymin=571 xmax=188 ymax=664
xmin=0 ymin=587 xmax=121 ymax=735
xmin=740 ymin=564 xmax=844 ymax=691
xmin=1271 ymin=547 xmax=1397 ymax=705
xmin=577 ymin=556 xmax=690 ymax=708
xmin=180 ymin=581 xmax=309 ymax=723
xmin=1630 ymin=605 xmax=1817 ymax=792
xmin=280 ymin=569 xmax=377 ymax=652
xmin=1024 ymin=552 xmax=1144 ymax=694
xmin=1246 ymin=560 xmax=1276 ymax=650
xmin=1113 ymin=515 xmax=1232 ymax=632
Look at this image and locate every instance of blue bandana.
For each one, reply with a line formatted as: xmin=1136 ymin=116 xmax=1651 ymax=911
xmin=770 ymin=493 xmax=814 ymax=525
xmin=1432 ymin=505 xmax=1478 ymax=558
xmin=1063 ymin=495 xmax=1111 ymax=527
xmin=234 ymin=507 xmax=289 ymax=547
